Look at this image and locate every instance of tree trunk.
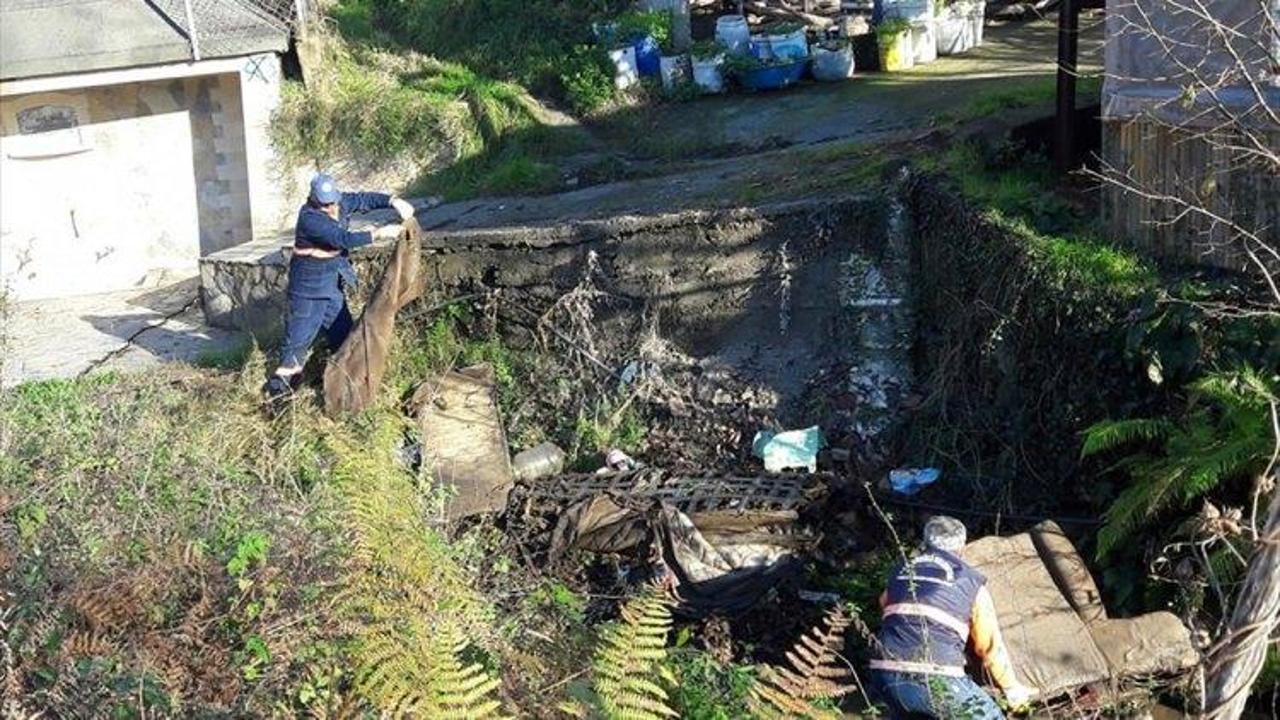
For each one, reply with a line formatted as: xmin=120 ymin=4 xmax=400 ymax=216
xmin=1204 ymin=481 xmax=1280 ymax=718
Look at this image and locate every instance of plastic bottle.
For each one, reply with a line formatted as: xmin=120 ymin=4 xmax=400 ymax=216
xmin=511 ymin=442 xmax=566 ymax=481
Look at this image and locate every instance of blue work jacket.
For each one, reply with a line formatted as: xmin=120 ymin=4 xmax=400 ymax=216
xmin=287 ymin=191 xmax=391 ymax=299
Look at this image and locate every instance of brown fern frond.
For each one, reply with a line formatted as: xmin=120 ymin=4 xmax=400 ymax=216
xmin=748 ymin=607 xmax=856 ymax=720
xmin=61 ymin=629 xmax=116 ymax=660
xmin=67 ymin=585 xmax=143 ymax=632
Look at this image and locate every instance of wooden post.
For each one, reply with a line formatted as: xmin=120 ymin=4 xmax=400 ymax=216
xmin=1054 ymin=0 xmax=1078 ymax=173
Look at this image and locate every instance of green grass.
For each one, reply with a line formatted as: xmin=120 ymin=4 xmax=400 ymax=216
xmin=927 ymin=142 xmax=1156 ymax=297
xmin=935 ymin=75 xmax=1103 ymax=125
xmin=195 ymin=337 xmax=255 ymax=371
xmin=272 ymin=42 xmax=542 ymax=168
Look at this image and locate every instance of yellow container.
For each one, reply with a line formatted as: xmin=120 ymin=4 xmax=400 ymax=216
xmin=878 ymin=29 xmax=914 ymax=71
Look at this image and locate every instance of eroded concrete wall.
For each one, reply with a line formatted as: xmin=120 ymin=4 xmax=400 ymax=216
xmin=0 ymin=61 xmax=284 ymax=301
xmin=202 ymin=197 xmax=913 ymax=433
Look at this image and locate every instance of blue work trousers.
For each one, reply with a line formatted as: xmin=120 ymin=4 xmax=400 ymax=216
xmin=279 ymin=292 xmax=353 ymax=369
xmin=869 ymin=670 xmax=1005 ymax=720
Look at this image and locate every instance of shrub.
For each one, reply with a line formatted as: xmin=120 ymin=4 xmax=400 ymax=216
xmin=561 ymin=45 xmax=617 ymax=114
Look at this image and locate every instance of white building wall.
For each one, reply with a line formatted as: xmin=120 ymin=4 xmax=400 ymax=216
xmin=0 ymin=54 xmax=293 ymax=302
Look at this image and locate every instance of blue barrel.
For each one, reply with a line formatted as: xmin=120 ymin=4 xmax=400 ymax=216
xmin=631 ymin=34 xmax=661 ymax=77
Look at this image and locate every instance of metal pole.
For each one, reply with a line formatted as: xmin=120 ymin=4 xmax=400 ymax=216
xmin=182 ymin=0 xmax=201 ymax=60
xmin=1054 ymin=0 xmax=1079 ymax=172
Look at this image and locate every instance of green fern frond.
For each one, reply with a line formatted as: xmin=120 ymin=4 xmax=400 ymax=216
xmin=1094 ymin=367 xmax=1274 ymax=559
xmin=1080 ymin=418 xmax=1174 ymax=458
xmin=748 ymin=607 xmax=855 ymax=720
xmin=586 ymin=582 xmax=677 ymax=720
xmin=1192 ymin=368 xmax=1277 ymax=409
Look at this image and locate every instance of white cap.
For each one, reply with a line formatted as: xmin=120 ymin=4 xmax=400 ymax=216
xmin=923 ymin=515 xmax=967 ymax=552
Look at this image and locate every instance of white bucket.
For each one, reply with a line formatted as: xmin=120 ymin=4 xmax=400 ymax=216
xmin=811 ymin=45 xmax=855 ymax=81
xmin=911 ymin=20 xmax=937 ymax=64
xmin=715 ymin=15 xmax=751 ymax=55
xmin=691 ymin=54 xmax=725 ymax=93
xmin=609 ymin=45 xmax=639 ymax=89
xmin=659 ymin=54 xmax=690 ymax=91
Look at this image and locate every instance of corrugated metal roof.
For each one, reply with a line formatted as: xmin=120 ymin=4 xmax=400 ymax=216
xmin=0 ymin=0 xmax=290 ymax=81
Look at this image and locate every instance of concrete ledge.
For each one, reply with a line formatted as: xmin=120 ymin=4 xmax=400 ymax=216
xmin=199 ymin=194 xmax=890 ymax=347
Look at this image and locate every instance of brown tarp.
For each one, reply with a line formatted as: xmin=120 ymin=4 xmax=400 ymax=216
xmin=548 ymin=494 xmax=811 ymax=616
xmin=323 ymin=219 xmax=424 ymax=416
xmin=413 ymin=364 xmax=516 ymax=519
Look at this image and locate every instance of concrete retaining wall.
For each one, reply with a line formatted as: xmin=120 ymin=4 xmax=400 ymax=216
xmin=201 ymin=195 xmax=912 ymax=426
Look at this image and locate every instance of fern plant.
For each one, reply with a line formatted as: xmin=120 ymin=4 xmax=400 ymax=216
xmin=1083 ymin=367 xmax=1276 ymax=559
xmin=331 ymin=415 xmax=505 ymax=718
xmin=565 ymin=582 xmax=678 ymax=720
xmin=748 ymin=607 xmax=855 ymax=720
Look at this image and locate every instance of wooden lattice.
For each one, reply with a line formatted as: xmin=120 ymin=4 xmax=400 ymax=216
xmin=522 ymin=468 xmax=828 ymax=514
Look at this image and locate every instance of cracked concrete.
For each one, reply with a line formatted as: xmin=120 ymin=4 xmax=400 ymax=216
xmin=2 ymin=274 xmax=247 ymax=388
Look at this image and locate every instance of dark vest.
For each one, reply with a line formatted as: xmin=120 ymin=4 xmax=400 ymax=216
xmin=875 ymin=548 xmax=985 ymax=668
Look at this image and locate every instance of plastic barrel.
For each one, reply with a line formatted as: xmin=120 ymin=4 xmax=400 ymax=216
xmin=632 ymin=34 xmax=661 ymax=77
xmin=715 ymin=15 xmax=751 ymax=55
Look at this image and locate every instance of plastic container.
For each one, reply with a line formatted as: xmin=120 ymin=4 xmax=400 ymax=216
xmin=608 ymin=45 xmax=639 ymax=89
xmin=935 ymin=9 xmax=967 ymax=55
xmin=691 ymin=53 xmax=726 ymax=93
xmin=877 ymin=29 xmax=914 ymax=71
xmin=969 ymin=0 xmax=985 ymax=46
xmin=715 ymin=15 xmax=751 ymax=55
xmin=659 ymin=54 xmax=689 ymax=90
xmin=735 ymin=59 xmax=808 ymax=91
xmin=911 ymin=20 xmax=937 ymax=64
xmin=760 ymin=27 xmax=809 ymax=60
xmin=511 ymin=442 xmax=566 ymax=481
xmin=875 ymin=0 xmax=933 ymax=24
xmin=811 ymin=44 xmax=855 ymax=81
xmin=632 ymin=34 xmax=661 ymax=77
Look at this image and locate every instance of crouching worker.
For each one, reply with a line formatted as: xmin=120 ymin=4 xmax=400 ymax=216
xmin=263 ymin=173 xmax=415 ymax=401
xmin=869 ymin=516 xmax=1034 ymax=719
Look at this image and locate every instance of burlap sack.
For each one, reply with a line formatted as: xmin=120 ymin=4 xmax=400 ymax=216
xmin=323 ymin=219 xmax=424 ymax=416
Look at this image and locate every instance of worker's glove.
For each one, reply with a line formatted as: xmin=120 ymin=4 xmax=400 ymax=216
xmin=1003 ymin=684 xmax=1034 ymax=713
xmin=372 ymin=224 xmax=401 ymax=240
xmin=390 ymin=197 xmax=415 ymax=221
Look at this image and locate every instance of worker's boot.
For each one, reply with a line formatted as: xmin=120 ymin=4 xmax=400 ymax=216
xmin=262 ymin=374 xmax=295 ymax=409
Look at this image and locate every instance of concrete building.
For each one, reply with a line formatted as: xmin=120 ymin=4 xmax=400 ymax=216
xmin=0 ymin=0 xmax=298 ymax=302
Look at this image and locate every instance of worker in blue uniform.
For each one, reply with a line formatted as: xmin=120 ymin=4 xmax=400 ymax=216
xmin=264 ymin=173 xmax=415 ymax=400
xmin=869 ymin=516 xmax=1035 ymax=718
